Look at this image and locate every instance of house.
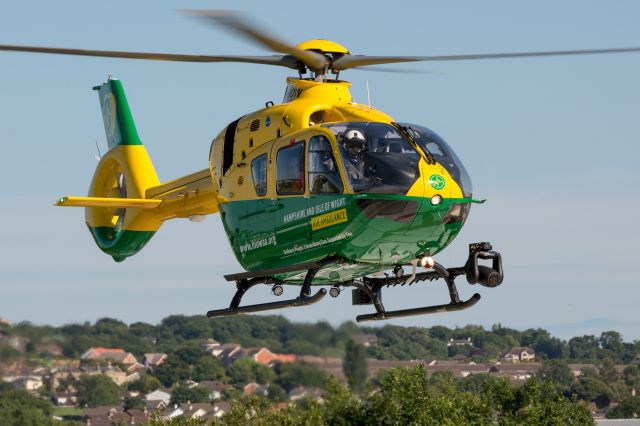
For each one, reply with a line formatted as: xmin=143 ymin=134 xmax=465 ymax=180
xmin=6 ymin=336 xmax=28 ymax=352
xmin=452 ymin=354 xmax=468 ymax=363
xmin=127 ymin=363 xmax=146 ymax=375
xmin=243 ymin=382 xmax=268 ymax=396
xmin=36 ymin=342 xmax=63 ymax=357
xmin=81 ymin=347 xmax=138 ymax=365
xmin=0 ymin=317 xmax=11 ymax=326
xmin=243 ymin=347 xmax=297 ymax=366
xmin=81 ymin=406 xmax=121 ymax=426
xmin=211 ymin=401 xmax=230 ymax=418
xmin=159 ymin=404 xmax=184 ymax=420
xmin=145 ymin=389 xmax=171 ymax=406
xmin=52 ymin=391 xmax=78 ymax=406
xmin=10 ymin=375 xmax=44 ymax=392
xmin=489 ymin=363 xmax=541 ymax=383
xmin=197 ymin=380 xmax=229 ymax=400
xmin=352 ymin=334 xmax=378 ymax=347
xmin=82 ymin=406 xmax=149 ymax=425
xmin=501 ymin=347 xmax=536 ymax=363
xmin=183 ymin=379 xmax=199 ymax=389
xmin=181 ymin=403 xmax=223 ymax=419
xmin=146 ymin=399 xmax=168 ymax=413
xmin=568 ymin=364 xmax=598 ymax=377
xmin=447 ymin=338 xmax=473 ymax=347
xmin=143 ymin=353 xmax=167 ymax=367
xmin=201 ymin=339 xmax=221 ymax=353
xmin=77 ymin=364 xmax=130 ymax=386
xmin=289 ymin=386 xmax=324 ymax=402
xmin=215 ymin=344 xmax=243 ymax=366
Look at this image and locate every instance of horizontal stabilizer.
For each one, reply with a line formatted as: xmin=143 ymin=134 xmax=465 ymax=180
xmin=55 ymin=196 xmax=161 ymax=209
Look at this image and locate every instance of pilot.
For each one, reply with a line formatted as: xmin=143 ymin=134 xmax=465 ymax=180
xmin=340 ymin=129 xmax=368 ymax=183
xmin=342 ymin=129 xmax=366 ymax=159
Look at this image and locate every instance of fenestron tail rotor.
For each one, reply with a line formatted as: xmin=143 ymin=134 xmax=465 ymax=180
xmin=2 ymin=9 xmax=640 ymax=76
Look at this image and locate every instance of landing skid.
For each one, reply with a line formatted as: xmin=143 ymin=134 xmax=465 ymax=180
xmin=351 ymin=263 xmax=479 ymax=322
xmin=206 ymin=243 xmax=503 ymax=322
xmin=206 ymin=257 xmax=340 ymax=319
xmin=355 ymin=293 xmax=481 ymax=322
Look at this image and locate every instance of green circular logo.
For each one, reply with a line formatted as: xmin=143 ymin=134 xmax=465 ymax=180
xmin=429 ymin=174 xmax=445 ymax=190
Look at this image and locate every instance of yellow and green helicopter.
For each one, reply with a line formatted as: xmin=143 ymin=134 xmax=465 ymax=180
xmin=4 ymin=11 xmax=639 ymax=322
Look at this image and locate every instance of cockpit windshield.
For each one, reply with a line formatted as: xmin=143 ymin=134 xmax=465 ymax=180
xmin=399 ymin=123 xmax=473 ymax=198
xmin=323 ymin=122 xmax=420 ymax=194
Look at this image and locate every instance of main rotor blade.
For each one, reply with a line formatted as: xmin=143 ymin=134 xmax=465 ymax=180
xmin=354 ymin=66 xmax=440 ymax=75
xmin=188 ymin=10 xmax=328 ymax=72
xmin=333 ymin=47 xmax=640 ymax=71
xmin=0 ymin=44 xmax=299 ymax=68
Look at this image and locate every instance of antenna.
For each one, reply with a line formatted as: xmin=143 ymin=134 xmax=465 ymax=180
xmin=366 ymin=80 xmax=371 ymax=108
xmin=94 ymin=140 xmax=102 ymax=162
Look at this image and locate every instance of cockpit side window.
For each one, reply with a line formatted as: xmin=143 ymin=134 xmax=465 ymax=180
xmin=308 ymin=136 xmax=343 ymax=194
xmin=323 ymin=122 xmax=420 ymax=194
xmin=276 ymin=141 xmax=305 ymax=195
xmin=251 ymin=154 xmax=267 ymax=196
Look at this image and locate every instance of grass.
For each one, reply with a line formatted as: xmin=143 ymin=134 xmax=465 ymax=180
xmin=53 ymin=406 xmax=82 ymax=417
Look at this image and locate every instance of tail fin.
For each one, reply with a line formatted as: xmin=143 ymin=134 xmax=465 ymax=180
xmin=86 ymin=77 xmax=161 ymax=262
xmin=94 ymin=77 xmax=142 ymax=149
xmin=57 ymin=77 xmax=221 ymax=262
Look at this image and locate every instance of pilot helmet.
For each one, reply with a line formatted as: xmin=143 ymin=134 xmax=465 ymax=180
xmin=343 ymin=129 xmax=366 ymax=156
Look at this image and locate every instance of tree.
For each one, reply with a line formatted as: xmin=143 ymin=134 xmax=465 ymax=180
xmin=600 ymin=331 xmax=625 ymax=361
xmin=599 ymin=358 xmax=620 ymax=385
xmin=170 ymin=386 xmax=210 ymax=405
xmin=534 ymin=336 xmax=568 ymax=360
xmin=226 ymin=358 xmax=275 ymax=385
xmin=606 ymin=396 xmax=640 ymax=419
xmin=429 ymin=325 xmax=451 ymax=341
xmin=76 ymin=374 xmax=120 ymax=408
xmin=571 ymin=376 xmax=614 ymax=409
xmin=266 ymin=384 xmax=287 ymax=402
xmin=123 ymin=396 xmax=145 ymax=411
xmin=127 ymin=374 xmax=161 ymax=393
xmin=175 ymin=346 xmax=206 ymax=366
xmin=152 ymin=357 xmax=190 ymax=387
xmin=254 ymin=363 xmax=276 ymax=384
xmin=94 ymin=317 xmax=128 ymax=337
xmin=0 ymin=385 xmax=55 ymax=426
xmin=343 ymin=340 xmax=368 ymax=392
xmin=569 ymin=335 xmax=600 ymax=361
xmin=623 ymin=365 xmax=640 ymax=393
xmin=0 ymin=344 xmax=20 ymax=362
xmin=193 ymin=356 xmax=225 ymax=382
xmin=273 ymin=362 xmax=330 ymax=392
xmin=537 ymin=359 xmax=575 ymax=389
xmin=457 ymin=373 xmax=499 ymax=395
xmin=227 ymin=359 xmax=256 ymax=384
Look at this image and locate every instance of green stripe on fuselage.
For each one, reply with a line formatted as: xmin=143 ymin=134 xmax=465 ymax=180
xmin=219 ymin=194 xmax=472 ymax=284
xmin=88 ymin=226 xmax=155 ymax=262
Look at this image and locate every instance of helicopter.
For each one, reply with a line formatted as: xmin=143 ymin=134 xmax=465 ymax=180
xmin=3 ymin=11 xmax=639 ymax=322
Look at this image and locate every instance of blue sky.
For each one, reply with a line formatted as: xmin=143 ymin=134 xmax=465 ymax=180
xmin=1 ymin=1 xmax=639 ymax=341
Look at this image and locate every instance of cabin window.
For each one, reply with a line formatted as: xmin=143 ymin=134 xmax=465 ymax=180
xmin=276 ymin=141 xmax=305 ymax=195
xmin=251 ymin=154 xmax=268 ymax=196
xmin=308 ymin=136 xmax=343 ymax=194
